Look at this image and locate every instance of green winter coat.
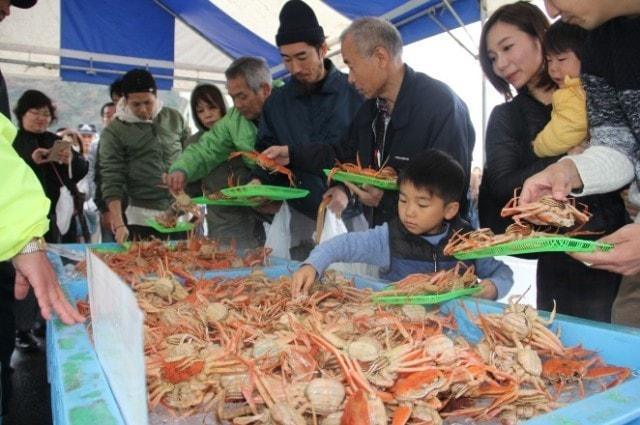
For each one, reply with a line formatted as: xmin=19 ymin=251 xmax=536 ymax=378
xmin=99 ymin=107 xmax=189 ymax=210
xmin=169 ymin=107 xmax=257 ymax=182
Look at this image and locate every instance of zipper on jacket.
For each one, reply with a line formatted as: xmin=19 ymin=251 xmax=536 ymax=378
xmin=433 ymin=252 xmax=437 ymax=272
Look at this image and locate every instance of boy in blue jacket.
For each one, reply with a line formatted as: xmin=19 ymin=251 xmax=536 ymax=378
xmin=292 ymin=149 xmax=513 ymax=298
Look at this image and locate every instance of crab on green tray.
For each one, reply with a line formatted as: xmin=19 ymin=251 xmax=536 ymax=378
xmin=323 ymin=169 xmax=398 ymax=191
xmin=372 ymin=286 xmax=482 ymax=305
xmin=453 ymin=236 xmax=613 ymax=260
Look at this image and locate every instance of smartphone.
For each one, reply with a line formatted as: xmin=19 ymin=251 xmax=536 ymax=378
xmin=47 ymin=139 xmax=72 ymax=163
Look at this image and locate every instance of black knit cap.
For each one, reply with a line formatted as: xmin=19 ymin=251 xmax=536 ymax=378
xmin=121 ymin=69 xmax=157 ymax=95
xmin=11 ymin=0 xmax=37 ymax=9
xmin=275 ymin=0 xmax=325 ymax=47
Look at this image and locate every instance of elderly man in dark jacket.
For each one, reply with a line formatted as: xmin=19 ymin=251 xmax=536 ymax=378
xmin=255 ymin=0 xmax=363 ymax=219
xmin=264 ymin=17 xmax=475 ymax=227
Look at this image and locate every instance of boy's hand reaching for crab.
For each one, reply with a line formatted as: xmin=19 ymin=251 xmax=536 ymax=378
xmin=475 ymin=279 xmax=498 ymax=300
xmin=291 ymin=264 xmax=318 ymax=298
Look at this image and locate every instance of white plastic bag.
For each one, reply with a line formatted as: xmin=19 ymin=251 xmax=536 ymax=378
xmin=264 ymin=201 xmax=292 ymax=259
xmin=318 ymin=210 xmax=379 ymax=278
xmin=55 ymin=185 xmax=74 ymax=235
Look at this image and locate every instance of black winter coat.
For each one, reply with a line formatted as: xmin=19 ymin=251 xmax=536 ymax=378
xmin=256 ymin=60 xmax=363 ymax=218
xmin=479 ymin=92 xmax=557 ymax=233
xmin=291 ymin=65 xmax=475 ymax=226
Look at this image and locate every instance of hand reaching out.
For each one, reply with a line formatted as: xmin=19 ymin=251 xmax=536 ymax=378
xmin=162 ymin=171 xmax=186 ymax=193
xmin=475 ymin=279 xmax=498 ymax=300
xmin=520 ymin=160 xmax=583 ymax=204
xmin=12 ymin=252 xmax=84 ymax=325
xmin=570 ymin=224 xmax=640 ymax=275
xmin=323 ymin=186 xmax=349 ymax=217
xmin=344 ymin=182 xmax=384 ymax=208
xmin=291 ymin=264 xmax=318 ymax=298
xmin=261 ymin=145 xmax=290 ymax=166
xmin=113 ymin=224 xmax=130 ymax=244
xmin=31 ymin=147 xmax=51 ymax=165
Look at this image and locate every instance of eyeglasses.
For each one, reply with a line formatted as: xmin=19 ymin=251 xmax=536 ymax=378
xmin=27 ymin=109 xmax=52 ymax=118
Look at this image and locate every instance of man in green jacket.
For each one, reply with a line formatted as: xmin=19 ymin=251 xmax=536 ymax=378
xmin=99 ymin=69 xmax=190 ymax=243
xmin=165 ymin=57 xmax=273 ymax=248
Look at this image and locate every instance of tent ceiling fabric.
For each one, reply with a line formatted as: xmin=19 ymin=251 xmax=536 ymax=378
xmin=0 ymin=0 xmax=480 ymax=89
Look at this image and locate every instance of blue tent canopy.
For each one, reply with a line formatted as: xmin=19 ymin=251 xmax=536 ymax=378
xmin=2 ymin=0 xmax=481 ymax=89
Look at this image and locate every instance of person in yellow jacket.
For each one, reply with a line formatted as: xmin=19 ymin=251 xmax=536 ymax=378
xmin=532 ymin=21 xmax=589 ymax=157
xmin=0 ymin=113 xmax=83 ymax=325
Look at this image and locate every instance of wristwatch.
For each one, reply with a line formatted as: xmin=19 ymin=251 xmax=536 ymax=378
xmin=18 ymin=237 xmax=47 ymax=255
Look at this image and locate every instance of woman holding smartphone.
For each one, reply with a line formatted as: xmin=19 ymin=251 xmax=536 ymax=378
xmin=12 ymin=90 xmax=88 ymax=242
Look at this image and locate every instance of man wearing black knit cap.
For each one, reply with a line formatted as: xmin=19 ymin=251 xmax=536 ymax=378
xmin=98 ymin=68 xmax=190 ymax=243
xmin=256 ymin=0 xmax=363 ymax=259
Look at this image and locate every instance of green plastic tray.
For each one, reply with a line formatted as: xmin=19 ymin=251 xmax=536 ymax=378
xmin=323 ymin=169 xmax=398 ymax=191
xmin=221 ymin=184 xmax=309 ymax=200
xmin=191 ymin=196 xmax=261 ymax=207
xmin=372 ymin=286 xmax=482 ymax=305
xmin=453 ymin=236 xmax=614 ymax=260
xmin=90 ymin=242 xmax=131 ymax=253
xmin=144 ymin=219 xmax=195 ymax=233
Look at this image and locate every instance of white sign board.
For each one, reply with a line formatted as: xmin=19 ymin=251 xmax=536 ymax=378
xmin=87 ymin=250 xmax=148 ymax=425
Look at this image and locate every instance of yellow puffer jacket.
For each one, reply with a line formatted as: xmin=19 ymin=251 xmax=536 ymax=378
xmin=0 ymin=113 xmax=50 ymax=261
xmin=533 ymin=76 xmax=588 ymax=157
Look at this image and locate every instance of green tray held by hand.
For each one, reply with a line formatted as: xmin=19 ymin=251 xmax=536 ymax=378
xmin=323 ymin=169 xmax=398 ymax=191
xmin=191 ymin=196 xmax=262 ymax=207
xmin=372 ymin=286 xmax=482 ymax=305
xmin=145 ymin=219 xmax=195 ymax=234
xmin=453 ymin=236 xmax=614 ymax=260
xmin=221 ymin=184 xmax=309 ymax=201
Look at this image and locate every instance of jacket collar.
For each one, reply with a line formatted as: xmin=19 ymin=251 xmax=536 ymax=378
xmin=291 ymin=59 xmax=343 ymax=97
xmin=389 ymin=64 xmax=416 ymax=130
xmin=115 ymin=97 xmax=164 ymax=124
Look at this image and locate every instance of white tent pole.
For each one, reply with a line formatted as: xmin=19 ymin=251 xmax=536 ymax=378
xmin=480 ymin=0 xmax=488 ymax=162
xmin=425 ymin=13 xmax=478 ymax=59
xmin=0 ymin=42 xmax=227 ymax=74
xmin=441 ymin=0 xmax=477 ymax=46
xmin=0 ymin=58 xmax=226 ymax=85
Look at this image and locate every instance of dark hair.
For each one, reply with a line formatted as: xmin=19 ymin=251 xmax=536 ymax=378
xmin=543 ymin=21 xmax=588 ymax=60
xmin=398 ymin=149 xmax=465 ymax=204
xmin=14 ymin=89 xmax=57 ymax=126
xmin=479 ymin=1 xmax=554 ymax=99
xmin=100 ymin=102 xmax=115 ymax=117
xmin=190 ymin=84 xmax=227 ymax=129
xmin=121 ymin=69 xmax=157 ymax=96
xmin=109 ymin=78 xmax=124 ymax=101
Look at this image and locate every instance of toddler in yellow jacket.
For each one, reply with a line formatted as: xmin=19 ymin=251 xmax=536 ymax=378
xmin=533 ymin=21 xmax=589 ymax=157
